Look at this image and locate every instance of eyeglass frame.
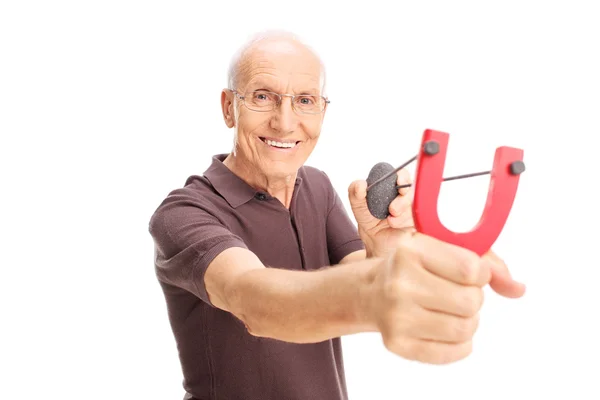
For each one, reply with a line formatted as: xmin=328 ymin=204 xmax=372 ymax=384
xmin=228 ymin=88 xmax=330 ymax=115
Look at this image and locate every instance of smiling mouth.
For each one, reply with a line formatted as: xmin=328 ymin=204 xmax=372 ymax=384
xmin=259 ymin=137 xmax=301 ymax=149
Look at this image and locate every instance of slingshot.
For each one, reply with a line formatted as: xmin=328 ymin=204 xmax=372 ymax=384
xmin=365 ymin=129 xmax=526 ymax=256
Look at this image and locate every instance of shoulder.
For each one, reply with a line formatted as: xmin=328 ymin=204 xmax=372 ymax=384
xmin=148 ymin=174 xmax=224 ymax=237
xmin=150 ymin=175 xmax=213 ymax=213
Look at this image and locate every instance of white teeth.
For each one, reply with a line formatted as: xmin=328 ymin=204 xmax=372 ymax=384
xmin=265 ymin=139 xmax=297 ymax=148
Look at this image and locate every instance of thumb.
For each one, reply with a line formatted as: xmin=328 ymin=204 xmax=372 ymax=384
xmin=348 ymin=179 xmax=378 ymax=229
xmin=486 ymin=252 xmax=526 ymax=298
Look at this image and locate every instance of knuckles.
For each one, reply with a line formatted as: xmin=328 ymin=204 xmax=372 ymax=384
xmin=446 ymin=315 xmax=480 ymax=343
xmin=457 ymin=256 xmax=482 ymax=285
xmin=456 ymin=287 xmax=485 ymax=317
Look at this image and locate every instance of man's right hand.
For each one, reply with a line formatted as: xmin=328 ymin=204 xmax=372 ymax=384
xmin=366 ymin=231 xmax=494 ymax=365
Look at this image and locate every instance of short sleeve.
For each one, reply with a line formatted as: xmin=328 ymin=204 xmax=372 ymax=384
xmin=325 ymin=182 xmax=365 ymax=265
xmin=148 ymin=189 xmax=248 ymax=306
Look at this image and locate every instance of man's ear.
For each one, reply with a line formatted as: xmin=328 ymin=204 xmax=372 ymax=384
xmin=221 ymin=89 xmax=235 ymax=128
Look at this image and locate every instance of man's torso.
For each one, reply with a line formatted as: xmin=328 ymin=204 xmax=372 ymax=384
xmin=150 ymin=155 xmax=364 ymax=400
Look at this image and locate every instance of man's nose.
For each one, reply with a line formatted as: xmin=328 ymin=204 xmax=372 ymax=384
xmin=271 ymin=96 xmax=298 ymax=133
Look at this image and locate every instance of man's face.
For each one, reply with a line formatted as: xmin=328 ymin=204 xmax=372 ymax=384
xmin=223 ymin=40 xmax=326 ymax=180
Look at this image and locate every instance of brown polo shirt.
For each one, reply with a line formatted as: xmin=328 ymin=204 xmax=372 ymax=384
xmin=148 ymin=154 xmax=365 ymax=400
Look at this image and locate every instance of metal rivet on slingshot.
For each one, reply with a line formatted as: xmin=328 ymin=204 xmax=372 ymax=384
xmin=365 ymin=129 xmax=526 ymax=256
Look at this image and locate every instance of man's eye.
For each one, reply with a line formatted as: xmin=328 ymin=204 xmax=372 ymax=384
xmin=253 ymin=92 xmax=273 ymax=101
xmin=297 ymin=96 xmax=316 ymax=105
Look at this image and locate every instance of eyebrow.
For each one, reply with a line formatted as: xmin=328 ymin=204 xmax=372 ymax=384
xmin=249 ymin=85 xmax=278 ymax=93
xmin=244 ymin=79 xmax=276 ymax=91
xmin=296 ymin=90 xmax=321 ymax=96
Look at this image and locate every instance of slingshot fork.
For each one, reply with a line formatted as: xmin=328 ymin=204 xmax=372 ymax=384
xmin=366 ymin=129 xmax=526 ymax=256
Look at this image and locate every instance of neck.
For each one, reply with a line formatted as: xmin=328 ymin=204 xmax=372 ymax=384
xmin=223 ymin=153 xmax=297 ymax=209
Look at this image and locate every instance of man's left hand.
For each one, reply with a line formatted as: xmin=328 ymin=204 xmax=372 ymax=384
xmin=348 ymin=168 xmax=414 ymax=258
xmin=348 ymin=170 xmax=526 ymax=298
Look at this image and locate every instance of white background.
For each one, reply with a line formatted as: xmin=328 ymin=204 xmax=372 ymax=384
xmin=1 ymin=1 xmax=598 ymax=399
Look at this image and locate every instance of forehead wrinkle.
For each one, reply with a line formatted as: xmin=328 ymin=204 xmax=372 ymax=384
xmin=246 ymin=71 xmax=321 ymax=94
xmin=233 ymin=39 xmax=324 ymax=92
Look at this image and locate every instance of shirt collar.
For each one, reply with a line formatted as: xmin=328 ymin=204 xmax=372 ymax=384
xmin=203 ymin=154 xmax=303 ymax=208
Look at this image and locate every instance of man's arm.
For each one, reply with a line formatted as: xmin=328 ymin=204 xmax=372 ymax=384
xmin=340 ymin=249 xmax=367 ymax=264
xmin=204 ymin=246 xmax=380 ymax=344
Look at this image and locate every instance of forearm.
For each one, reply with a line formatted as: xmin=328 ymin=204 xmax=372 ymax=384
xmin=227 ymin=258 xmax=382 ymax=343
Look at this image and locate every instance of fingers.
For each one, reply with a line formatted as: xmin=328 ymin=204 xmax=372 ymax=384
xmin=412 ymin=234 xmax=492 ymax=287
xmin=373 ymin=236 xmax=488 ymax=365
xmin=406 ymin=307 xmax=480 ymax=343
xmin=394 ymin=254 xmax=485 ymax=317
xmin=389 ymin=238 xmax=486 ymax=317
xmin=348 ymin=179 xmax=379 ymax=229
xmin=388 ymin=192 xmax=411 ymax=217
xmin=387 ymin=194 xmax=414 ymax=229
xmin=388 ymin=169 xmax=414 ymax=229
xmin=383 ymin=336 xmax=473 ymax=365
xmin=387 ymin=213 xmax=414 ymax=230
xmin=348 ymin=179 xmax=367 ymax=203
xmin=418 ymin=280 xmax=485 ymax=317
xmin=396 ymin=168 xmax=412 ymax=196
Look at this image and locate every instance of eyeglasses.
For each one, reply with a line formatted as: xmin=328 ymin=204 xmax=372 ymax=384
xmin=231 ymin=89 xmax=329 ymax=114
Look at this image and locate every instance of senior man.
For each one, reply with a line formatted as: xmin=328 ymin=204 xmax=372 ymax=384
xmin=148 ymin=31 xmax=525 ymax=400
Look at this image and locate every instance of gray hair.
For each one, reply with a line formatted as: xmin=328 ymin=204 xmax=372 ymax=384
xmin=226 ymin=29 xmax=327 ymax=95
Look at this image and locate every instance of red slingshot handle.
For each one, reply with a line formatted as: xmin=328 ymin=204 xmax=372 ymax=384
xmin=412 ymin=129 xmax=525 ymax=256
